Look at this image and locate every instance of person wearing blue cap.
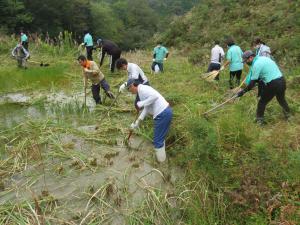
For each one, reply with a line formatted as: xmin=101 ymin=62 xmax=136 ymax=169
xmin=96 ymin=38 xmax=121 ymax=73
xmin=237 ymin=50 xmax=290 ymax=125
xmin=127 ymin=79 xmax=173 ymax=162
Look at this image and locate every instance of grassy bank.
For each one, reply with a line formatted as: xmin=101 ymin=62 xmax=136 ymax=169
xmin=0 ymin=39 xmax=299 ymax=224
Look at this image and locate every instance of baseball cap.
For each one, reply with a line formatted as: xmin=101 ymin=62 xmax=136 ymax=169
xmin=97 ymin=38 xmax=102 ymax=45
xmin=242 ymin=50 xmax=255 ymax=63
xmin=126 ymin=79 xmax=136 ymax=89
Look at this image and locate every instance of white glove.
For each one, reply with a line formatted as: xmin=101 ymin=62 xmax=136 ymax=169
xmin=220 ymin=66 xmax=225 ymax=71
xmin=119 ymin=82 xmax=127 ymax=93
xmin=130 ymin=119 xmax=141 ymax=130
xmin=80 ymin=43 xmax=85 ymax=46
xmin=136 ymin=101 xmax=144 ymax=109
xmin=152 ymin=58 xmax=155 ymax=62
xmin=164 ymin=58 xmax=167 ymax=61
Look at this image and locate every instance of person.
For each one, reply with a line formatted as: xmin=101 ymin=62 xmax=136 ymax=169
xmin=152 ymin=42 xmax=169 ymax=73
xmin=116 ymin=58 xmax=150 ymax=110
xmin=223 ymin=38 xmax=243 ymax=89
xmin=77 ymin=55 xmax=115 ymax=104
xmin=207 ymin=40 xmax=225 ymax=80
xmin=20 ymin=31 xmax=29 ymax=50
xmin=253 ymin=37 xmax=271 ymax=58
xmin=83 ymin=30 xmax=93 ymax=60
xmin=97 ymin=38 xmax=121 ymax=73
xmin=12 ymin=43 xmax=30 ymax=69
xmin=237 ymin=50 xmax=290 ymax=125
xmin=127 ymin=79 xmax=173 ymax=162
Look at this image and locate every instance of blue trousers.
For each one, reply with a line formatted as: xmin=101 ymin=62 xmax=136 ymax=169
xmin=153 ymin=106 xmax=173 ymax=148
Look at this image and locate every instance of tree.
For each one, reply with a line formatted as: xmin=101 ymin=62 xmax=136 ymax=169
xmin=0 ymin=0 xmax=32 ymax=33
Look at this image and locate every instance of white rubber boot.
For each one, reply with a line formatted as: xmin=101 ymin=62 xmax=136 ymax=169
xmin=155 ymin=145 xmax=166 ymax=163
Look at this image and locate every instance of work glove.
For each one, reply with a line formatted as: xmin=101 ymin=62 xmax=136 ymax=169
xmin=220 ymin=66 xmax=225 ymax=71
xmin=164 ymin=58 xmax=167 ymax=61
xmin=136 ymin=101 xmax=144 ymax=109
xmin=152 ymin=58 xmax=155 ymax=62
xmin=80 ymin=43 xmax=85 ymax=46
xmin=130 ymin=119 xmax=141 ymax=130
xmin=237 ymin=89 xmax=245 ymax=97
xmin=119 ymin=82 xmax=127 ymax=93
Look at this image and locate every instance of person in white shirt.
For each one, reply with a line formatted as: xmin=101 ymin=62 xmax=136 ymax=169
xmin=207 ymin=40 xmax=225 ymax=80
xmin=253 ymin=38 xmax=271 ymax=58
xmin=116 ymin=58 xmax=150 ymax=109
xmin=126 ymin=79 xmax=173 ymax=162
xmin=12 ymin=43 xmax=30 ymax=69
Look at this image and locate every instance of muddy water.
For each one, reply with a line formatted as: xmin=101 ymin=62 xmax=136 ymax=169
xmin=0 ymin=91 xmax=183 ymax=224
xmin=0 ymin=134 xmax=181 ymax=224
xmin=0 ymin=91 xmax=95 ymax=128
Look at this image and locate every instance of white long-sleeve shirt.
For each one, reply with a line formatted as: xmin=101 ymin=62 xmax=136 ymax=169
xmin=12 ymin=45 xmax=29 ymax=59
xmin=210 ymin=45 xmax=225 ymax=64
xmin=127 ymin=63 xmax=148 ymax=84
xmin=256 ymin=44 xmax=271 ymax=58
xmin=136 ymin=85 xmax=169 ymax=120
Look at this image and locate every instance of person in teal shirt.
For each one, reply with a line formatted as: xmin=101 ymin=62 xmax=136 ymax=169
xmin=83 ymin=30 xmax=93 ymax=60
xmin=20 ymin=32 xmax=29 ymax=51
xmin=237 ymin=50 xmax=290 ymax=125
xmin=152 ymin=42 xmax=169 ymax=73
xmin=223 ymin=38 xmax=243 ymax=89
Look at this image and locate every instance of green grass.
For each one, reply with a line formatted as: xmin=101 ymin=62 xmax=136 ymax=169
xmin=0 ymin=41 xmax=299 ymax=224
xmin=0 ymin=63 xmax=71 ymax=93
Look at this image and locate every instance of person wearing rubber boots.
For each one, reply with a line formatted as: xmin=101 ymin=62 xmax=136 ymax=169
xmin=237 ymin=50 xmax=290 ymax=125
xmin=127 ymin=79 xmax=173 ymax=162
xmin=151 ymin=42 xmax=169 ymax=73
xmin=77 ymin=55 xmax=115 ymax=104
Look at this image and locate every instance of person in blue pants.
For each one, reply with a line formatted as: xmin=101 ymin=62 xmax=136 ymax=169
xmin=126 ymin=79 xmax=173 ymax=162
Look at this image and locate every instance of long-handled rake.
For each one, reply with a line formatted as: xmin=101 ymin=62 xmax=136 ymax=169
xmin=202 ymin=94 xmax=238 ymax=116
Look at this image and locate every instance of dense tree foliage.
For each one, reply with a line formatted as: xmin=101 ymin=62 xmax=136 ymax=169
xmin=0 ymin=0 xmax=196 ymax=49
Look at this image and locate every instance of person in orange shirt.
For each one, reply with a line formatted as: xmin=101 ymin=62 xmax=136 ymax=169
xmin=77 ymin=55 xmax=114 ymax=104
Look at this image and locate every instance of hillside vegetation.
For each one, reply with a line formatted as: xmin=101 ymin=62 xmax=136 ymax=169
xmin=161 ymin=0 xmax=300 ymax=67
xmin=0 ymin=34 xmax=299 ymax=224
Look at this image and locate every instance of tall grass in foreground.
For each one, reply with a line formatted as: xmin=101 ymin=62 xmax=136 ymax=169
xmin=0 ymin=39 xmax=299 ymax=224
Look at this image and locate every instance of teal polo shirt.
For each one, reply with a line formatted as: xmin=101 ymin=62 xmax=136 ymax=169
xmin=21 ymin=34 xmax=28 ymax=42
xmin=153 ymin=46 xmax=168 ymax=63
xmin=226 ymin=45 xmax=243 ymax=71
xmin=84 ymin=33 xmax=93 ymax=47
xmin=248 ymin=56 xmax=282 ymax=84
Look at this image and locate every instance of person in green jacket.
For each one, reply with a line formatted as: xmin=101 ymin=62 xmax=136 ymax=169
xmin=223 ymin=38 xmax=243 ymax=89
xmin=20 ymin=31 xmax=29 ymax=51
xmin=151 ymin=42 xmax=169 ymax=73
xmin=83 ymin=30 xmax=93 ymax=60
xmin=237 ymin=50 xmax=290 ymax=125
